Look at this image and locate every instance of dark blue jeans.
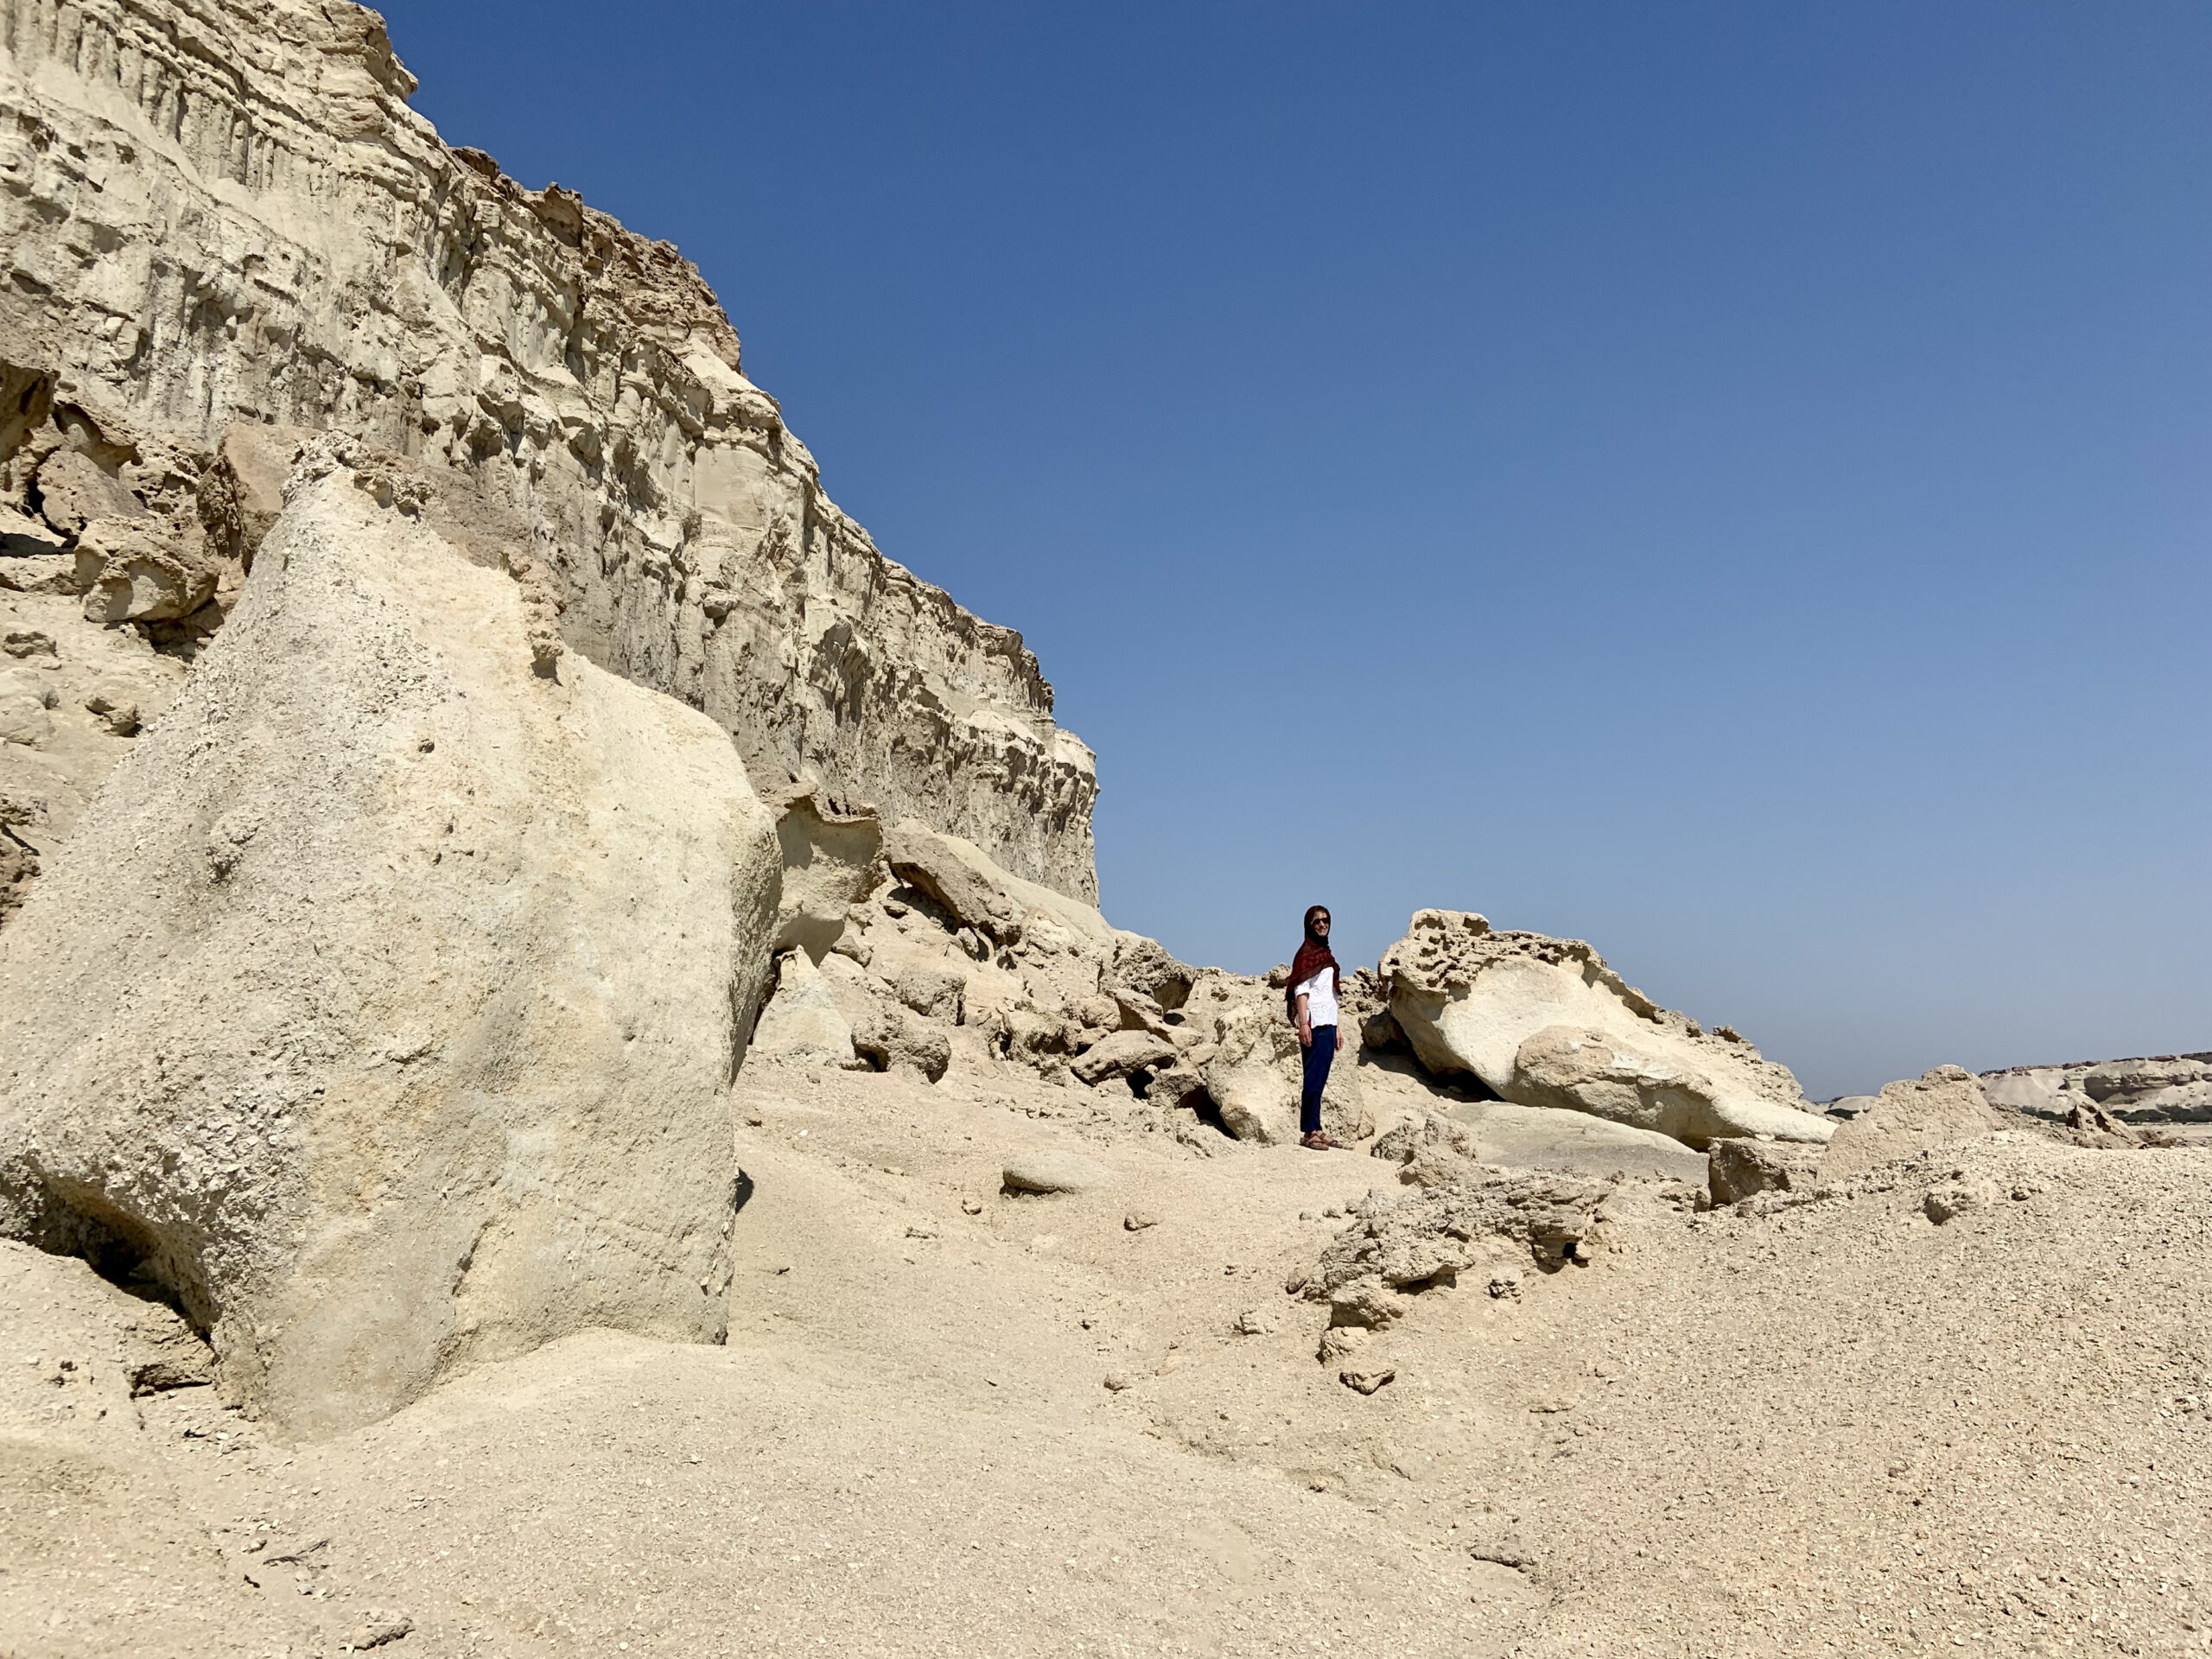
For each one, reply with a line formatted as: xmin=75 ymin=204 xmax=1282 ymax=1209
xmin=1300 ymin=1025 xmax=1337 ymax=1135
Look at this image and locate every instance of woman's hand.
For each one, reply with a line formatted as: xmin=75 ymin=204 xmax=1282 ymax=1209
xmin=1295 ymin=994 xmax=1312 ymax=1047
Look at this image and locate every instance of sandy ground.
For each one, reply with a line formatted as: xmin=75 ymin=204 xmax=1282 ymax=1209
xmin=4 ymin=1051 xmax=2208 ymax=1657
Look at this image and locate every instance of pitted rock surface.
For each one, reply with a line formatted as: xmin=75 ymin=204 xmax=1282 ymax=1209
xmin=1302 ymin=1170 xmax=1621 ymax=1303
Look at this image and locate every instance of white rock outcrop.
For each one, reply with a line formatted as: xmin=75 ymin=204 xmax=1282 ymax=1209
xmin=883 ymin=818 xmax=1118 ymax=950
xmin=1979 ymin=1052 xmax=2212 ymax=1127
xmin=1510 ymin=1024 xmax=1831 ymax=1147
xmin=1381 ymin=910 xmax=1831 ymax=1147
xmin=0 ymin=0 xmax=1097 ymax=907
xmin=1451 ymin=1100 xmax=1709 ymax=1184
xmin=0 ymin=444 xmax=779 ymax=1436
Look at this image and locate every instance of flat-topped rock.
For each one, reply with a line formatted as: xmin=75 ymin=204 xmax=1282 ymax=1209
xmin=1447 ymin=1101 xmax=1710 ymax=1184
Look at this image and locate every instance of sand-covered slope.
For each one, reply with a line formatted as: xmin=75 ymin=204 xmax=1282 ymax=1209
xmin=6 ymin=1049 xmax=2205 ymax=1657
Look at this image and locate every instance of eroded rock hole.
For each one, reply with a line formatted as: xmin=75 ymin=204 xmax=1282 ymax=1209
xmin=28 ymin=1181 xmax=209 ymax=1338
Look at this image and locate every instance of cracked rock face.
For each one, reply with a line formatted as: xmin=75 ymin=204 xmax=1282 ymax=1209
xmin=0 ymin=0 xmax=1097 ymax=906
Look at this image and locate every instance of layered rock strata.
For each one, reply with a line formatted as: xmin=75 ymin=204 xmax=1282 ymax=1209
xmin=0 ymin=442 xmax=780 ymax=1435
xmin=0 ymin=0 xmax=1097 ymax=906
xmin=1980 ymin=1052 xmax=2212 ymax=1126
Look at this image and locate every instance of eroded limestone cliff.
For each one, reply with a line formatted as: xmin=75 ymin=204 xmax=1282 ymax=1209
xmin=0 ymin=0 xmax=1097 ymax=902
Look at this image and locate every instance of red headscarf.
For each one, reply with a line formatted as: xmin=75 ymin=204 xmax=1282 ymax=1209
xmin=1285 ymin=905 xmax=1339 ymax=1021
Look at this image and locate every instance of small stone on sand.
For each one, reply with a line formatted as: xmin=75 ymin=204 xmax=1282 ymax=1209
xmin=1002 ymin=1151 xmax=1114 ymax=1194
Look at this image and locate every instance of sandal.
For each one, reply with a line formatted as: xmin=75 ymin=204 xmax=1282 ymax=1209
xmin=1300 ymin=1131 xmax=1344 ymax=1151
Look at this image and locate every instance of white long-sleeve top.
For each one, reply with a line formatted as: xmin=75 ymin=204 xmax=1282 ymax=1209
xmin=1292 ymin=969 xmax=1338 ymax=1028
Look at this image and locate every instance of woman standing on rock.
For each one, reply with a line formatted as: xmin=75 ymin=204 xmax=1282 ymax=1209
xmin=1288 ymin=906 xmax=1344 ymax=1150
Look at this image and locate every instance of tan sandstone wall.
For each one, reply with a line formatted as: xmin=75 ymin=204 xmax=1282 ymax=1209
xmin=0 ymin=0 xmax=1098 ymax=899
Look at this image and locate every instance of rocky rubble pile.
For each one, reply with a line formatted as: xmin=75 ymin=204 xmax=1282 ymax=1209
xmin=1299 ymin=1170 xmax=1632 ymax=1300
xmin=1286 ymin=1165 xmax=1699 ymax=1379
xmin=745 ymin=810 xmax=1384 ymax=1147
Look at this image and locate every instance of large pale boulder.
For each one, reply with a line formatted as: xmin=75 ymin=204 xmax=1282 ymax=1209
xmin=1707 ymin=1138 xmax=1825 ymax=1205
xmin=811 ymin=951 xmax=944 ymax=1082
xmin=1201 ymin=1018 xmax=1301 ymax=1145
xmin=1194 ymin=987 xmax=1319 ymax=1145
xmin=1820 ymin=1066 xmax=2005 ymax=1180
xmin=853 ymin=1005 xmax=954 ymax=1084
xmin=1511 ymin=1025 xmax=1832 ymax=1147
xmin=893 ymin=961 xmax=968 ymax=1022
xmin=750 ymin=951 xmax=859 ymax=1065
xmin=1071 ymin=1030 xmax=1178 ymax=1086
xmin=884 ymin=818 xmax=1117 ymax=948
xmin=1450 ymin=1101 xmax=1709 ymax=1184
xmin=0 ymin=445 xmax=779 ymax=1436
xmin=1382 ymin=910 xmax=1830 ymax=1147
xmin=1109 ymin=935 xmax=1199 ymax=1011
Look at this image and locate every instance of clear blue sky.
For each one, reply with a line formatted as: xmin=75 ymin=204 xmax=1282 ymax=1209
xmin=375 ymin=1 xmax=2211 ymax=1097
